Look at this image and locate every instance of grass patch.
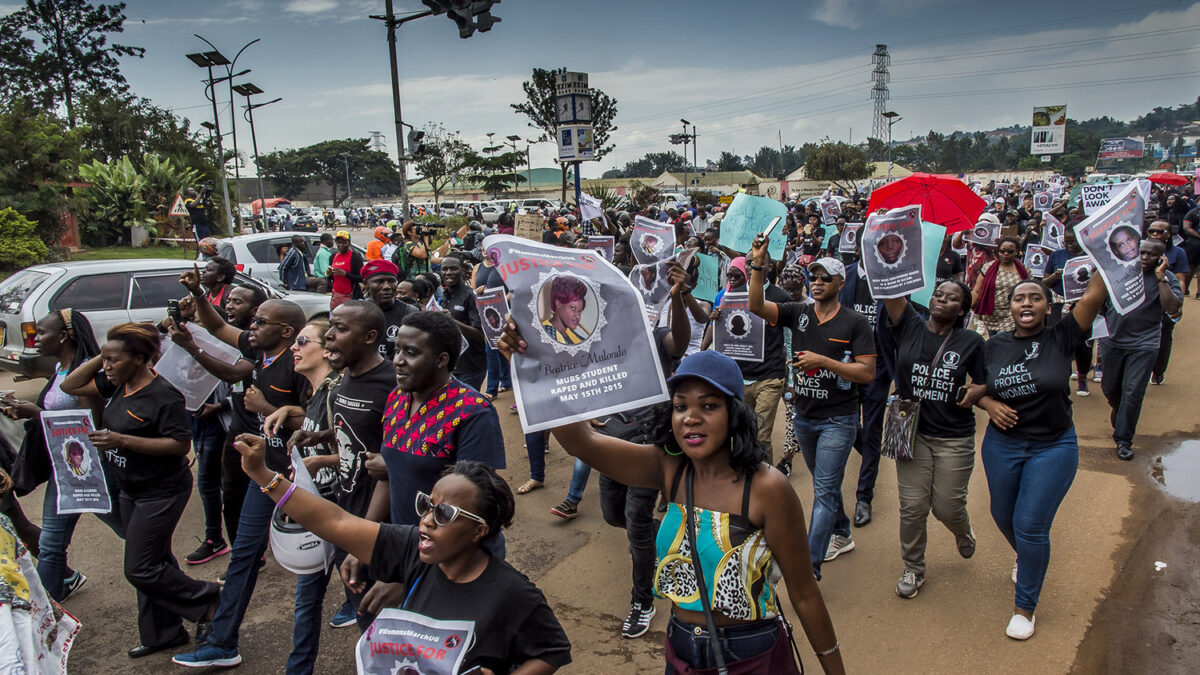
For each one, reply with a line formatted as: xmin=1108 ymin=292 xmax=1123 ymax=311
xmin=70 ymin=245 xmax=196 ymax=262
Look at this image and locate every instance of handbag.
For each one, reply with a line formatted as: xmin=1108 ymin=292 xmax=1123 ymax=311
xmin=662 ymin=465 xmax=803 ymax=675
xmin=881 ymin=329 xmax=954 ymax=461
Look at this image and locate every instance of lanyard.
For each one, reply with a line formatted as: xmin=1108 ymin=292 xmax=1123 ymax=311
xmin=402 ymin=569 xmax=426 ymax=610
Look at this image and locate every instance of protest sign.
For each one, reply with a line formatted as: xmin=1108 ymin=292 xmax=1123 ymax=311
xmin=585 ymin=235 xmax=614 ymax=263
xmin=1033 ymin=191 xmax=1053 ymax=211
xmin=40 ymin=409 xmax=111 ymax=514
xmin=839 ymin=224 xmax=862 ymax=254
xmin=630 ymin=260 xmax=674 ymax=324
xmin=484 ymin=235 xmax=669 ymax=433
xmin=1040 ymin=214 xmax=1065 ymax=250
xmin=156 ymin=324 xmax=243 ymax=412
xmin=713 ymin=291 xmax=764 ymax=362
xmin=579 ymin=192 xmax=604 ymax=222
xmin=965 ymin=219 xmax=1000 ymax=247
xmin=819 ymin=199 xmax=841 ymax=225
xmin=1032 ymin=180 xmax=1047 ymax=192
xmin=908 ymin=221 xmax=947 ymax=308
xmin=631 ymin=215 xmax=674 ymax=265
xmin=993 ymin=183 xmax=1009 ymax=200
xmin=17 ymin=541 xmax=80 ymax=672
xmin=356 ymin=609 xmax=474 ymax=675
xmin=1073 ymin=181 xmax=1144 ymax=314
xmin=1063 ymin=256 xmax=1096 ymax=303
xmin=514 ymin=213 xmax=543 ymax=241
xmin=1079 ymin=180 xmax=1150 ymax=215
xmin=475 ymin=287 xmax=510 ymax=349
xmin=693 ymin=252 xmax=720 ymax=303
xmin=859 ymin=205 xmax=925 ymax=299
xmin=718 ymin=193 xmax=788 ymax=259
xmin=1025 ymin=245 xmax=1050 ymax=277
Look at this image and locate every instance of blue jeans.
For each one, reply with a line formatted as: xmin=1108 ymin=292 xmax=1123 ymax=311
xmin=566 ymin=459 xmax=591 ymax=504
xmin=525 ymin=431 xmax=547 ymax=482
xmin=190 ymin=416 xmax=226 ymax=543
xmin=484 ymin=343 xmax=511 ymax=395
xmin=1098 ymin=343 xmax=1156 ymax=445
xmin=598 ymin=474 xmax=658 ymax=605
xmin=981 ymin=426 xmax=1078 ymax=612
xmin=206 ymin=483 xmax=274 ymax=650
xmin=288 ymin=569 xmax=332 ymax=675
xmin=793 ymin=413 xmax=857 ymax=580
xmin=37 ymin=470 xmax=125 ymax=601
xmin=665 ymin=615 xmax=782 ymax=672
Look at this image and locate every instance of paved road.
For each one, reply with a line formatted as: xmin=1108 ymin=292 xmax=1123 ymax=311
xmin=7 ymin=294 xmax=1198 ymax=674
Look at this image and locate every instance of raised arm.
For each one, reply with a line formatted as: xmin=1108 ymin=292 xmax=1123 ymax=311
xmin=60 ymin=355 xmax=103 ymax=398
xmin=179 ymin=264 xmax=243 ymax=347
xmin=746 ymin=235 xmax=780 ymax=324
xmin=883 ymin=296 xmax=909 ymax=327
xmin=662 ymin=263 xmax=691 ymax=358
xmin=166 ymin=319 xmax=254 ymax=383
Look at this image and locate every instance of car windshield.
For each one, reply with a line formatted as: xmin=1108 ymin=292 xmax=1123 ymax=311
xmin=0 ymin=269 xmax=50 ymax=314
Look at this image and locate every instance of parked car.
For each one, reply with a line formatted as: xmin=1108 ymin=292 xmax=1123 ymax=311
xmin=480 ymin=205 xmax=504 ymax=224
xmin=293 ymin=214 xmax=319 ymax=232
xmin=198 ymin=232 xmax=367 ymax=290
xmin=0 ymin=259 xmax=332 ymax=378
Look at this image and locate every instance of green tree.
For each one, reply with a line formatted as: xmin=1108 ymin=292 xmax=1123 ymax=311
xmin=0 ymin=100 xmax=87 ymax=249
xmin=623 ymin=151 xmax=687 ymax=177
xmin=0 ymin=208 xmax=50 ymax=270
xmin=411 ymin=125 xmax=471 ymax=208
xmin=74 ymin=92 xmax=210 ymax=171
xmin=258 ymin=139 xmax=402 ymax=204
xmin=78 ymin=155 xmax=157 ymax=245
xmin=511 ymin=67 xmax=618 ymax=201
xmin=256 ymin=149 xmax=313 ymax=200
xmin=715 ymin=151 xmax=744 ymax=172
xmin=462 ymin=149 xmax=526 ymax=198
xmin=0 ymin=0 xmax=144 ymax=128
xmin=803 ymin=142 xmax=872 ymax=193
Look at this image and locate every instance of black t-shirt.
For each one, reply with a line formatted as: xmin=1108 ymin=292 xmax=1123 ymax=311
xmin=1183 ymin=206 xmax=1199 ymax=231
xmin=98 ymin=375 xmax=192 ymax=494
xmin=331 ymin=360 xmax=396 ymax=517
xmin=298 ymin=380 xmax=337 ymax=498
xmin=377 ymin=300 xmax=414 ymax=361
xmin=236 ymin=332 xmax=310 ymax=473
xmin=775 ymin=302 xmax=875 ymax=418
xmin=851 ymin=278 xmax=878 ymax=330
xmin=728 ymin=284 xmax=788 ymax=381
xmin=443 ymin=283 xmax=486 ymax=376
xmin=891 ymin=305 xmax=986 ymax=438
xmin=985 ymin=313 xmax=1089 ymax=442
xmin=936 ymin=250 xmax=964 ymax=280
xmin=370 ymin=526 xmax=571 ymax=673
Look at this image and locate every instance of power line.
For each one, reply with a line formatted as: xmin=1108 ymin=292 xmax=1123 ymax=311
xmin=892 ymin=23 xmax=1200 ymax=66
xmin=893 ymin=45 xmax=1200 ymax=84
xmin=892 ymin=71 xmax=1199 ymax=101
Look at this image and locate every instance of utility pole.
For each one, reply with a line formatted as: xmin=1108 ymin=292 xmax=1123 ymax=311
xmin=339 ymin=152 xmax=353 ymax=207
xmin=233 ymin=82 xmax=280 ymax=232
xmin=883 ymin=111 xmax=901 ymax=181
xmin=680 ymin=119 xmax=690 ymax=197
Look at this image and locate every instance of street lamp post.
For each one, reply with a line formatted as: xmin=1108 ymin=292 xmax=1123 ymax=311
xmin=194 ymin=36 xmax=260 ymax=232
xmin=233 ymin=82 xmax=280 ymax=230
xmin=338 ymin=152 xmax=353 ymax=207
xmin=186 ymin=50 xmax=237 ymax=234
xmin=883 ymin=110 xmax=901 ymax=182
xmin=680 ymin=119 xmax=690 ymax=198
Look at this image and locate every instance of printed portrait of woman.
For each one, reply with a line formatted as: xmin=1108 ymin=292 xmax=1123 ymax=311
xmin=63 ymin=438 xmax=90 ymax=477
xmin=540 ymin=275 xmax=594 ymax=346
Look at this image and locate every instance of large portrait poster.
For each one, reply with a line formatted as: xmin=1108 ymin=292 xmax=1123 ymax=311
xmin=839 ymin=224 xmax=862 ymax=254
xmin=631 ymin=216 xmax=674 ymax=265
xmin=1033 ymin=191 xmax=1053 ymax=211
xmin=40 ymin=409 xmax=112 ymax=514
xmin=1073 ymin=181 xmax=1145 ymax=314
xmin=965 ymin=219 xmax=1000 ymax=247
xmin=356 ymin=608 xmax=474 ymax=675
xmin=714 ymin=291 xmax=764 ymax=362
xmin=585 ymin=235 xmax=614 ymax=263
xmin=1025 ymin=244 xmax=1050 ymax=277
xmin=484 ymin=234 xmax=669 ymax=433
xmin=859 ymin=205 xmax=925 ymax=299
xmin=156 ymin=324 xmax=243 ymax=411
xmin=718 ymin=193 xmax=788 ymax=259
xmin=1063 ymin=256 xmax=1096 ymax=303
xmin=475 ymin=287 xmax=510 ymax=349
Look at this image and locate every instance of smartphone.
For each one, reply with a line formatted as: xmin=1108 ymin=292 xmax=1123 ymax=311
xmin=167 ymin=299 xmax=184 ymax=325
xmin=760 ymin=216 xmax=782 ymax=240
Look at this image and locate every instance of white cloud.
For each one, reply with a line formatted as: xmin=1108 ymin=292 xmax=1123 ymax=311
xmin=285 ymin=0 xmax=337 ymax=13
xmin=811 ymin=0 xmax=949 ymax=30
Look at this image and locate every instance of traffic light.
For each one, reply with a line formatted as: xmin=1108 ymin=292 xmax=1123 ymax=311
xmin=448 ymin=0 xmax=501 ymax=38
xmin=408 ymin=129 xmax=426 ymax=156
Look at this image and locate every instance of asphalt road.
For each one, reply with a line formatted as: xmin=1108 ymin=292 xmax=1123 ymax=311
xmin=6 ymin=281 xmax=1199 ymax=674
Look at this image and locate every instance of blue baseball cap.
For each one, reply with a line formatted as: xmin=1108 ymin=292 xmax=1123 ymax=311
xmin=666 ymin=351 xmax=744 ymax=400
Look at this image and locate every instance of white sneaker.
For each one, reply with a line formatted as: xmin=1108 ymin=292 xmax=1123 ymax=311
xmin=824 ymin=534 xmax=855 ymax=562
xmin=1006 ymin=613 xmax=1035 ymax=640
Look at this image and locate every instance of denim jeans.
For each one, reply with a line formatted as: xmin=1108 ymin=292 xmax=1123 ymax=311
xmin=598 ymin=474 xmax=658 ymax=605
xmin=190 ymin=416 xmax=226 ymax=543
xmin=37 ymin=472 xmax=125 ymax=601
xmin=665 ymin=615 xmax=782 ymax=672
xmin=484 ymin=343 xmax=511 ymax=395
xmin=287 ymin=569 xmax=332 ymax=675
xmin=1099 ymin=343 xmax=1157 ymax=445
xmin=206 ymin=483 xmax=275 ymax=650
xmin=1153 ymin=315 xmax=1175 ymax=379
xmin=793 ymin=413 xmax=857 ymax=580
xmin=524 ymin=431 xmax=548 ymax=482
xmin=854 ymin=372 xmax=890 ymax=504
xmin=981 ymin=426 xmax=1078 ymax=612
xmin=566 ymin=459 xmax=591 ymax=504
xmin=456 ymin=370 xmax=486 ymax=392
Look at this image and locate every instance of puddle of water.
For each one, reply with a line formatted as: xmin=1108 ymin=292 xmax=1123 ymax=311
xmin=1151 ymin=440 xmax=1200 ymax=503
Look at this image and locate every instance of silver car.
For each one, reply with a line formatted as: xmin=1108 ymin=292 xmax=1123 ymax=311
xmin=0 ymin=259 xmax=332 ymax=378
xmin=199 ymin=232 xmax=366 ymax=290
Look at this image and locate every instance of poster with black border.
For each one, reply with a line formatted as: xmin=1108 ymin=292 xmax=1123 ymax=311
xmin=585 ymin=235 xmax=614 ymax=263
xmin=839 ymin=224 xmax=862 ymax=254
xmin=475 ymin=287 xmax=510 ymax=349
xmin=713 ymin=291 xmax=764 ymax=362
xmin=631 ymin=215 xmax=674 ymax=265
xmin=483 ymin=234 xmax=669 ymax=433
xmin=40 ymin=409 xmax=112 ymax=514
xmin=1034 ymin=191 xmax=1053 ymax=211
xmin=859 ymin=204 xmax=925 ymax=299
xmin=356 ymin=608 xmax=475 ymax=675
xmin=1025 ymin=244 xmax=1050 ymax=277
xmin=1072 ymin=181 xmax=1144 ymax=314
xmin=965 ymin=219 xmax=1000 ymax=247
xmin=1063 ymin=256 xmax=1096 ymax=303
xmin=819 ymin=199 xmax=841 ymax=225
xmin=1040 ymin=214 xmax=1065 ymax=251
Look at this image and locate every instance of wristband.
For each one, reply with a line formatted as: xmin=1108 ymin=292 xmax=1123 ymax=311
xmin=749 ymin=263 xmax=764 ymax=271
xmin=260 ymin=472 xmax=284 ymax=493
xmin=275 ymin=482 xmax=298 ymax=509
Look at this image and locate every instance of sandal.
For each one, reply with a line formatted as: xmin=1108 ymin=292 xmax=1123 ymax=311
xmin=485 ymin=392 xmax=498 ymax=401
xmin=516 ymin=479 xmax=544 ymax=495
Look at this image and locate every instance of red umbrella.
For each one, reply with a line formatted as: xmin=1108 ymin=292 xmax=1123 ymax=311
xmin=1148 ymin=172 xmax=1189 ymax=186
xmin=867 ymin=172 xmax=987 ymax=234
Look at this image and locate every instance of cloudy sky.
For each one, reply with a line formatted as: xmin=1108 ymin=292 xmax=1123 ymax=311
xmin=10 ymin=0 xmax=1200 ymax=177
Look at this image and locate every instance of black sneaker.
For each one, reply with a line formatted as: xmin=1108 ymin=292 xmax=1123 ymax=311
xmin=185 ymin=538 xmax=230 ymax=565
xmin=549 ymin=500 xmax=578 ymax=520
xmin=61 ymin=570 xmax=87 ymax=601
xmin=621 ymin=601 xmax=656 ymax=638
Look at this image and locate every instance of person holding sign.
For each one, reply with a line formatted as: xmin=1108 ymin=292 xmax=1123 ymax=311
xmin=972 ymin=274 xmax=1108 ymax=640
xmin=882 ymin=283 xmax=986 ymax=599
xmin=60 ymin=323 xmax=221 ymax=657
xmin=233 ymin=435 xmax=572 ymax=674
xmin=747 ymin=238 xmax=877 ymax=580
xmin=1041 ymin=229 xmax=1096 ymax=395
xmin=972 ymin=237 xmax=1029 ymax=336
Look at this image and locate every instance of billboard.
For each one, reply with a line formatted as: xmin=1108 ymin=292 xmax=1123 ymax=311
xmin=1098 ymin=137 xmax=1145 ymax=160
xmin=1030 ymin=105 xmax=1066 ymax=154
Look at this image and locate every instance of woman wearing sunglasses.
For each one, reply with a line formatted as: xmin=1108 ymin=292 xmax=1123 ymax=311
xmin=231 ymin=434 xmax=572 ymax=674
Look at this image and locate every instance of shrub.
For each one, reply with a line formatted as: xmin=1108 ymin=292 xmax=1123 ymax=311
xmin=0 ymin=208 xmax=50 ymax=270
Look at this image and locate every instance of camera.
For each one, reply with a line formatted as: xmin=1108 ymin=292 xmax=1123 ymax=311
xmin=415 ymin=224 xmax=441 ymax=237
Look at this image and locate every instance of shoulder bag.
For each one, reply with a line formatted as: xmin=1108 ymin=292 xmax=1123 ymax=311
xmin=881 ymin=329 xmax=954 ymax=461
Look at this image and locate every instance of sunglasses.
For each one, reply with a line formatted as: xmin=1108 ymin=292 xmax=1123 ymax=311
xmin=811 ymin=273 xmax=835 ymax=283
xmin=414 ymin=491 xmax=488 ymax=528
xmin=294 ymin=334 xmax=324 ymax=348
xmin=251 ymin=317 xmax=290 ymax=328
xmin=1147 ymin=229 xmax=1168 ymax=234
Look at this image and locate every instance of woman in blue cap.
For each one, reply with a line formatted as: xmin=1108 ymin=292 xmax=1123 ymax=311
xmin=498 ymin=327 xmax=845 ymax=674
